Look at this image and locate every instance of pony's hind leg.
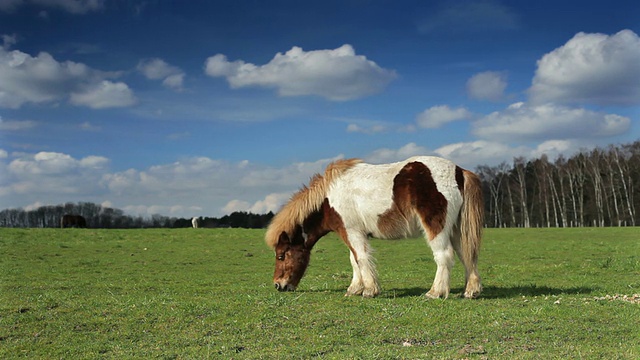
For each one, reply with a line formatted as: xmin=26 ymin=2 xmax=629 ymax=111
xmin=425 ymin=232 xmax=455 ymax=299
xmin=451 ymin=226 xmax=482 ymax=299
xmin=345 ymin=250 xmax=364 ymax=296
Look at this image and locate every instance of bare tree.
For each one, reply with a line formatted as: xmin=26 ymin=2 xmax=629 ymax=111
xmin=513 ymin=157 xmax=531 ymax=228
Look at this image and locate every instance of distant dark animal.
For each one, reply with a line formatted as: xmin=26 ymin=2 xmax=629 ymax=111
xmin=265 ymin=156 xmax=484 ymax=299
xmin=61 ymin=214 xmax=87 ymax=228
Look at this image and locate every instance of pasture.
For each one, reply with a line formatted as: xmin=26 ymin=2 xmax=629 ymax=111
xmin=1 ymin=227 xmax=638 ymax=359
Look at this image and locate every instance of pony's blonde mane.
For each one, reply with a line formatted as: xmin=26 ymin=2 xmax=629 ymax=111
xmin=265 ymin=158 xmax=361 ymax=248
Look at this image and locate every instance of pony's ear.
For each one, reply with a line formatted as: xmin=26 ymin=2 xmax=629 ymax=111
xmin=278 ymin=231 xmax=290 ymax=245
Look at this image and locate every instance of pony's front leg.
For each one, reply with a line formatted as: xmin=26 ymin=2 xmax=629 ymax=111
xmin=344 ymin=231 xmax=380 ymax=298
xmin=426 ymin=233 xmax=455 ymax=299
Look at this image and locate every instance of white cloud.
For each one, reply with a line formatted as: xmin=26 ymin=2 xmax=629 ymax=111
xmin=127 ymin=159 xmax=218 ymax=194
xmin=137 ymin=58 xmax=185 ymax=91
xmin=9 ymin=151 xmax=108 ymax=175
xmin=435 ymin=140 xmax=527 ymax=168
xmin=162 ymin=73 xmax=184 ymax=90
xmin=433 ymin=139 xmax=585 ymax=169
xmin=365 ymin=143 xmax=430 ymax=164
xmin=466 ymin=71 xmax=507 ymax=101
xmin=205 ymin=44 xmax=396 ymax=101
xmin=529 ymin=30 xmax=640 ymax=106
xmin=249 ymin=193 xmax=290 ymax=214
xmin=70 ymin=80 xmax=136 ymax=109
xmin=0 ymin=150 xmax=315 ymax=216
xmin=0 ymin=0 xmax=105 ymax=14
xmin=2 ymin=34 xmax=17 ymax=48
xmin=224 ymin=192 xmax=291 ymax=214
xmin=23 ymin=201 xmax=44 ymax=211
xmin=530 ymin=140 xmax=575 ymax=159
xmin=473 ymin=102 xmax=630 ymax=141
xmin=358 ymin=140 xmax=540 ymax=170
xmin=167 ymin=131 xmax=190 ymax=140
xmin=10 ymin=152 xmax=76 ymax=175
xmin=416 ymin=105 xmax=473 ymax=128
xmin=0 ymin=118 xmax=37 ymax=130
xmin=4 ymin=151 xmax=111 ymax=197
xmin=79 ymin=155 xmax=109 ymax=169
xmin=80 ymin=121 xmax=101 ymax=131
xmin=346 ymin=123 xmax=387 ymax=134
xmin=0 ymin=45 xmax=135 ymax=109
xmin=335 ymin=116 xmax=414 ymax=134
xmin=97 ymin=156 xmax=344 ymax=217
xmin=239 ymin=156 xmax=343 ymax=188
xmin=222 ymin=199 xmax=251 ymax=214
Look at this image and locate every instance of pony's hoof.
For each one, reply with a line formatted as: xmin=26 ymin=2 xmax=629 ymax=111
xmin=425 ymin=290 xmax=449 ymax=299
xmin=362 ymin=288 xmax=380 ymax=298
xmin=463 ymin=289 xmax=482 ymax=299
xmin=346 ymin=285 xmax=364 ymax=296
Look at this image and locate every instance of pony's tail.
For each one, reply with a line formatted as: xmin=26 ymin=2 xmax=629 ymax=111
xmin=459 ymin=169 xmax=484 ymax=297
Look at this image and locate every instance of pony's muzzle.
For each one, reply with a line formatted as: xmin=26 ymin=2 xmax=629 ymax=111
xmin=274 ymin=282 xmax=295 ymax=292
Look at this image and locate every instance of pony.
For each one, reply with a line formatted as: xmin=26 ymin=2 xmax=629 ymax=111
xmin=61 ymin=214 xmax=87 ymax=228
xmin=192 ymin=217 xmax=200 ymax=228
xmin=265 ymin=156 xmax=484 ymax=299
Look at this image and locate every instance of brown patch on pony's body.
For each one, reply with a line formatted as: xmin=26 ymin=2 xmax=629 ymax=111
xmin=455 ymin=166 xmax=465 ymax=192
xmin=306 ymin=199 xmax=354 ymax=256
xmin=265 ymin=158 xmax=361 ymax=249
xmin=378 ymin=162 xmax=448 ymax=240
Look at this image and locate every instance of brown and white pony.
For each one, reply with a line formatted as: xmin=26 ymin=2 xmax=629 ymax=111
xmin=265 ymin=156 xmax=484 ymax=299
xmin=61 ymin=214 xmax=87 ymax=228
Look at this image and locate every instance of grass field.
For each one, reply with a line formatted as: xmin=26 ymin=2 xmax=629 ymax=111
xmin=1 ymin=227 xmax=639 ymax=359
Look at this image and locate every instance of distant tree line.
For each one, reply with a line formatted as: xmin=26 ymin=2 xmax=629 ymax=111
xmin=1 ymin=141 xmax=639 ymax=229
xmin=476 ymin=141 xmax=640 ymax=228
xmin=0 ymin=202 xmax=274 ymax=229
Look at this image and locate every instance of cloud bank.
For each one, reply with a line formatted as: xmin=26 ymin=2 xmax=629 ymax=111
xmin=0 ymin=150 xmax=344 ymax=217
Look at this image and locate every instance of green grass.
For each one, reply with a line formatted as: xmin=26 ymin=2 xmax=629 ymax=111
xmin=1 ymin=227 xmax=639 ymax=359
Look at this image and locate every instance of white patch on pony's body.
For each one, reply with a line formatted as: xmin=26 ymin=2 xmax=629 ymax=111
xmin=326 ymin=156 xmax=465 ymax=298
xmin=327 ymin=156 xmax=461 ymax=239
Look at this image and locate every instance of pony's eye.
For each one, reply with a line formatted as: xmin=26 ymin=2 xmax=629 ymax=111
xmin=277 ymin=254 xmax=285 ymax=261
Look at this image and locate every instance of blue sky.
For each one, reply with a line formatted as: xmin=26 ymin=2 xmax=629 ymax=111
xmin=1 ymin=0 xmax=639 ymax=218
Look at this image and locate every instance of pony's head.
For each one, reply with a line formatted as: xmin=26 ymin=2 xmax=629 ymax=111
xmin=272 ymin=227 xmax=312 ymax=292
xmin=266 ymin=158 xmax=362 ymax=291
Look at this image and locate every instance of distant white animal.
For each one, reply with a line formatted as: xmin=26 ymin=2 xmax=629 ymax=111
xmin=192 ymin=217 xmax=200 ymax=228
